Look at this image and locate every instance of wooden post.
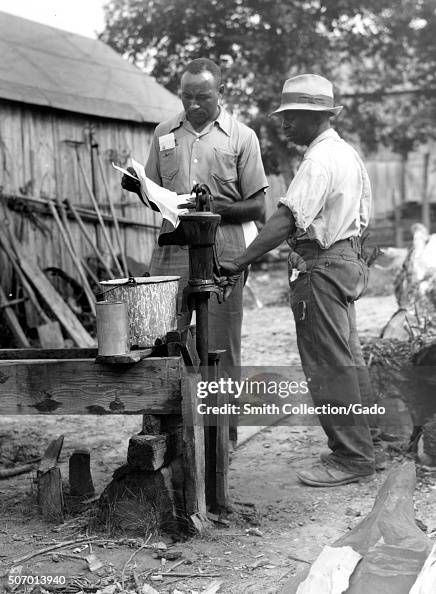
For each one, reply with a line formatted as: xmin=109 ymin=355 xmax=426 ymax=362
xmin=397 ymin=153 xmax=409 ymax=247
xmin=209 ymin=351 xmax=229 ymax=510
xmin=181 ymin=372 xmax=206 ymax=519
xmin=422 ymin=152 xmax=430 ymax=231
xmin=38 ymin=468 xmax=64 ymax=523
xmin=69 ymin=449 xmax=94 ymax=497
xmin=38 ymin=436 xmax=64 ymax=523
xmin=392 ymin=189 xmax=403 ymax=249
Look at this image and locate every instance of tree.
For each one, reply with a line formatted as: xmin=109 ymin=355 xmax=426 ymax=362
xmin=336 ymin=0 xmax=436 ymax=155
xmin=101 ymin=0 xmax=436 ymax=171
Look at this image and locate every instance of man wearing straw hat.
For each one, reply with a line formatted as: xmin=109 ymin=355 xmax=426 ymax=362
xmin=221 ymin=74 xmax=380 ymax=486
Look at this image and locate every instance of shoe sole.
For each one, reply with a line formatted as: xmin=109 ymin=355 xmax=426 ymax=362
xmin=297 ymin=473 xmax=375 ymax=487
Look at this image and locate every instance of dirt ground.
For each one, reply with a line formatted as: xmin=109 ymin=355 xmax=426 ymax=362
xmin=1 ymin=261 xmax=436 ymax=594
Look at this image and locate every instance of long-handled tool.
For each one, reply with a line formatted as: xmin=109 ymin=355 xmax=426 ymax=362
xmin=47 ymin=201 xmax=96 ymax=315
xmin=94 ymin=141 xmax=129 ymax=276
xmin=64 ymin=199 xmax=114 ymax=279
xmin=0 ymin=220 xmax=64 ymax=348
xmin=49 ymin=199 xmax=100 ymax=287
xmin=64 ymin=139 xmax=124 ymax=277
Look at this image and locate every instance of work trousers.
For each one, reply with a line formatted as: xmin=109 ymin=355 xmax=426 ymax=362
xmin=291 ymin=239 xmax=375 ymax=474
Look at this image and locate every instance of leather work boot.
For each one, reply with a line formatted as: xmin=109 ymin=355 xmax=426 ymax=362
xmin=320 ymin=447 xmax=387 ymax=471
xmin=296 ymin=462 xmax=375 ymax=487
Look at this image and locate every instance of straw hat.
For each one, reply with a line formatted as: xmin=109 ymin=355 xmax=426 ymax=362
xmin=271 ymin=74 xmax=343 ymax=116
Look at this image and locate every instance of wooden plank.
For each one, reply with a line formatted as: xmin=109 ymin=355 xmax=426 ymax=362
xmin=0 ymin=104 xmax=25 ymax=194
xmin=0 ymin=192 xmax=160 ymax=230
xmin=10 ymin=239 xmax=95 ymax=348
xmin=38 ymin=467 xmax=64 ymax=523
xmin=181 ymin=371 xmax=206 ymax=518
xmin=0 ymin=285 xmax=31 ymax=348
xmin=0 ymin=357 xmax=183 ymax=415
xmin=39 ymin=436 xmax=64 ymax=474
xmin=95 ymin=348 xmax=153 ymax=365
xmin=203 ymin=350 xmax=229 ymax=511
xmin=216 ymin=388 xmax=229 ymax=509
xmin=0 ymin=348 xmax=97 ymax=360
xmin=38 ymin=435 xmax=65 ymax=523
xmin=167 ymin=327 xmax=200 ymax=371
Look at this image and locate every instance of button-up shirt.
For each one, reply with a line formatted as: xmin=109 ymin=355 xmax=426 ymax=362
xmin=279 ymin=129 xmax=372 ymax=248
xmin=146 ymin=108 xmax=268 ymax=271
xmin=146 ymin=107 xmax=267 ymax=204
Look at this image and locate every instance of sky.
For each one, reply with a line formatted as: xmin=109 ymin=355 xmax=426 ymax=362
xmin=0 ymin=0 xmax=106 ymax=38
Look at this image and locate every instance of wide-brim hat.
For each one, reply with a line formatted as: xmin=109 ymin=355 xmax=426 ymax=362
xmin=271 ymin=74 xmax=343 ymax=116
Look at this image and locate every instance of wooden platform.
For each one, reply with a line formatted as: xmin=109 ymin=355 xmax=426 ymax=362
xmin=0 ymin=346 xmax=209 ymax=522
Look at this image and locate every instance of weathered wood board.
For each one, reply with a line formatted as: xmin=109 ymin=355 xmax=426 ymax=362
xmin=0 ymin=357 xmax=183 ymax=415
xmin=0 ymin=348 xmax=98 ymax=360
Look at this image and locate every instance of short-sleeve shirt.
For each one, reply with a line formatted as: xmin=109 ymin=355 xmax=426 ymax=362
xmin=279 ymin=129 xmax=372 ymax=248
xmin=146 ymin=108 xmax=268 ymax=276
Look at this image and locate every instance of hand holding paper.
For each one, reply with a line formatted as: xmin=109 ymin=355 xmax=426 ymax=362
xmin=113 ymin=159 xmax=194 ymax=227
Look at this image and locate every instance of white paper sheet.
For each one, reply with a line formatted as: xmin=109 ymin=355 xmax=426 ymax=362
xmin=112 ymin=160 xmax=191 ymax=227
xmin=242 ymin=220 xmax=258 ymax=247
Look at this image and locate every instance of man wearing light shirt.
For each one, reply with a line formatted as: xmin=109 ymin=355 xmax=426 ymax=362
xmin=221 ymin=74 xmax=379 ymax=487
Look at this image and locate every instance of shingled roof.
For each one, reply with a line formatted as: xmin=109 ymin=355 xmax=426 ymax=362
xmin=0 ymin=11 xmax=181 ymax=123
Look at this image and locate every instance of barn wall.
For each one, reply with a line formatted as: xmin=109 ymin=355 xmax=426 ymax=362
xmin=0 ymin=101 xmax=162 ymax=284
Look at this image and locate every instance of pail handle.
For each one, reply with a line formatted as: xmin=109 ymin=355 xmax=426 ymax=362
xmin=97 ymin=274 xmax=150 ymax=301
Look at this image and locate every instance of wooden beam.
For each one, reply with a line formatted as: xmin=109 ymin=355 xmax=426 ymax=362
xmin=0 ymin=357 xmax=183 ymax=415
xmin=95 ymin=348 xmax=153 ymax=365
xmin=0 ymin=348 xmax=98 ymax=360
xmin=181 ymin=371 xmax=206 ymax=518
xmin=1 ymin=193 xmax=159 ymax=230
xmin=38 ymin=467 xmax=64 ymax=523
xmin=39 ymin=436 xmax=64 ymax=473
xmin=38 ymin=436 xmax=65 ymax=523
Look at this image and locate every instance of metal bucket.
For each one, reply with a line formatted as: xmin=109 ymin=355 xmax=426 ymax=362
xmin=96 ymin=301 xmax=129 ymax=356
xmin=99 ymin=276 xmax=180 ymax=348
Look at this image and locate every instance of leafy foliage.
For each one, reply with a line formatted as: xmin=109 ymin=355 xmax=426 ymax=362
xmin=101 ymin=0 xmax=436 ymax=170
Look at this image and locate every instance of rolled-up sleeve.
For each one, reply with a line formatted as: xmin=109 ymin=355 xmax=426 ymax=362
xmin=279 ymin=157 xmax=329 ymax=231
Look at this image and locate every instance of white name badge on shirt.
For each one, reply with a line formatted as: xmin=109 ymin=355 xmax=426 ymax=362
xmin=159 ymin=133 xmax=176 ymax=151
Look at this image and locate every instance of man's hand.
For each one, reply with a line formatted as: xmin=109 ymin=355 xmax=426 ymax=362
xmin=121 ymin=167 xmax=141 ymax=194
xmin=214 ymin=265 xmax=241 ymax=302
xmin=219 ymin=259 xmax=244 ymax=276
xmin=288 ymin=251 xmax=307 ymax=272
xmin=177 ymin=193 xmax=196 ymax=209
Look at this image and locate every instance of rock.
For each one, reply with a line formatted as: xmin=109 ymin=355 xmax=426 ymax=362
xmin=246 ymin=527 xmax=263 ymax=537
